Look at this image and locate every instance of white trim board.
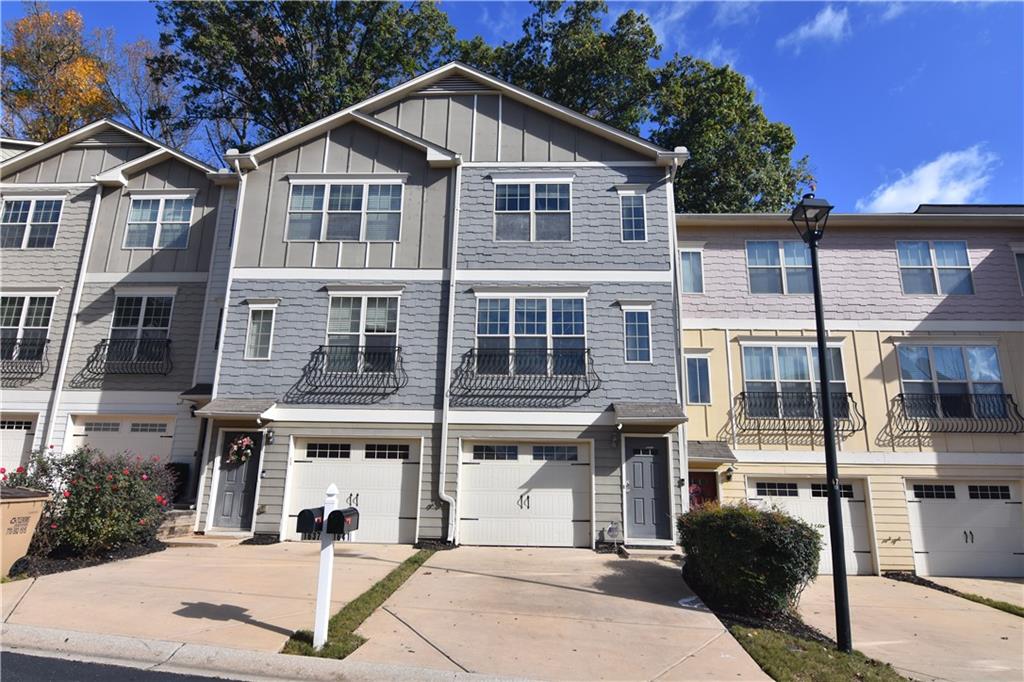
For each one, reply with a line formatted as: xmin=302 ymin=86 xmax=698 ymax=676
xmin=448 ymin=410 xmax=615 ymax=426
xmin=259 ymin=407 xmax=440 ymax=424
xmin=84 ymin=272 xmax=209 ymax=284
xmin=459 ymin=269 xmax=673 ymax=283
xmin=683 ymin=318 xmax=1024 ymax=332
xmin=229 ymin=268 xmax=675 ymax=283
xmin=731 ymin=450 xmax=1024 ymax=467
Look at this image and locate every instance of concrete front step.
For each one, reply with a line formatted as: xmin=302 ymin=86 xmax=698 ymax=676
xmin=156 ymin=510 xmax=197 ymax=540
xmin=163 ymin=534 xmax=248 ymax=549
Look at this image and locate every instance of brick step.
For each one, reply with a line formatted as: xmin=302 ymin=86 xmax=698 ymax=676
xmin=156 ymin=510 xmax=197 ymax=540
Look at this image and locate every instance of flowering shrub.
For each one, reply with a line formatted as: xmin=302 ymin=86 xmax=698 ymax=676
xmin=2 ymin=447 xmax=177 ymax=557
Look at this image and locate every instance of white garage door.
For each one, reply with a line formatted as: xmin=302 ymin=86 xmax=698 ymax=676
xmin=69 ymin=415 xmax=174 ymax=458
xmin=907 ymin=480 xmax=1024 ymax=578
xmin=0 ymin=415 xmax=36 ymax=470
xmin=459 ymin=443 xmax=590 ymax=548
xmin=748 ymin=478 xmax=874 ymax=575
xmin=285 ymin=440 xmax=420 ymax=544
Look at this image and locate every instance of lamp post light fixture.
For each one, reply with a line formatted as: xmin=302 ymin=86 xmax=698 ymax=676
xmin=789 ymin=192 xmax=853 ymax=653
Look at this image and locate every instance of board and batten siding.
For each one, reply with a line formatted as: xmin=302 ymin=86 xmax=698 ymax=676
xmin=234 ymin=121 xmax=452 ymax=270
xmin=2 ymin=140 xmax=151 ymax=184
xmin=193 ymin=186 xmax=238 ymax=385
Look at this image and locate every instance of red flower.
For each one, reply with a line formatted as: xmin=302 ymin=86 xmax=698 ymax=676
xmin=62 ymin=490 xmax=71 ymax=498
xmin=1 ymin=475 xmax=6 ymax=482
xmin=138 ymin=519 xmax=146 ymax=525
xmin=151 ymin=456 xmax=160 ymax=463
xmin=122 ymin=468 xmax=130 ymax=475
xmin=107 ymin=474 xmax=113 ymax=481
xmin=0 ymin=468 xmax=5 ymax=474
xmin=50 ymin=523 xmax=58 ymax=529
xmin=16 ymin=466 xmax=25 ymax=473
xmin=141 ymin=474 xmax=149 ymax=481
xmin=94 ymin=485 xmax=100 ymax=491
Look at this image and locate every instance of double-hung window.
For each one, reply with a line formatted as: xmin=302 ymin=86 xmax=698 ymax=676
xmin=897 ymin=344 xmax=1006 ymax=418
xmin=685 ymin=355 xmax=711 ymax=404
xmin=679 ymin=249 xmax=704 ymax=293
xmin=742 ymin=344 xmax=847 ymax=418
xmin=494 ymin=181 xmax=571 ymax=241
xmin=474 ymin=296 xmax=586 ymax=375
xmin=287 ymin=182 xmax=403 ymax=242
xmin=0 ymin=295 xmax=54 ymax=360
xmin=623 ymin=306 xmax=652 ymax=363
xmin=619 ymin=192 xmax=646 ymax=241
xmin=746 ymin=240 xmax=812 ymax=294
xmin=326 ymin=296 xmax=399 ymax=373
xmin=244 ymin=305 xmax=276 ymax=360
xmin=896 ymin=241 xmax=973 ymax=295
xmin=124 ymin=196 xmax=193 ymax=249
xmin=110 ymin=295 xmax=173 ymax=361
xmin=1 ymin=198 xmax=62 ymax=249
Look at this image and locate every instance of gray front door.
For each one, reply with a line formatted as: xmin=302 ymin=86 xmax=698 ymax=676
xmin=625 ymin=437 xmax=671 ymax=540
xmin=214 ymin=431 xmax=262 ymax=529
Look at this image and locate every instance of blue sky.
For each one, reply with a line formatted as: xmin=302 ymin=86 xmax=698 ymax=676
xmin=2 ymin=1 xmax=1021 ymax=213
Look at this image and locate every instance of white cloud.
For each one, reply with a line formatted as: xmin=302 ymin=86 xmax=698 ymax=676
xmin=636 ymin=2 xmax=697 ymax=53
xmin=855 ymin=146 xmax=999 ymax=213
xmin=776 ymin=5 xmax=851 ymax=54
xmin=701 ymin=39 xmax=739 ymax=67
xmin=713 ymin=1 xmax=756 ymax=27
xmin=880 ymin=2 xmax=908 ymax=22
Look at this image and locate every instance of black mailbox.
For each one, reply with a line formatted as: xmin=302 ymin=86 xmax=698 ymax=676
xmin=326 ymin=507 xmax=359 ymax=535
xmin=296 ymin=506 xmax=325 ymax=534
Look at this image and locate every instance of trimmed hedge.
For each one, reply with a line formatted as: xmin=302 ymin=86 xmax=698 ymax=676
xmin=678 ymin=503 xmax=821 ymax=617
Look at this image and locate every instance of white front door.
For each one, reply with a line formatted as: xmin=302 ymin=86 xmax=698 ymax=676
xmin=907 ymin=480 xmax=1024 ymax=577
xmin=69 ymin=415 xmax=175 ymax=458
xmin=285 ymin=439 xmax=420 ymax=544
xmin=748 ymin=478 xmax=874 ymax=575
xmin=459 ymin=442 xmax=591 ymax=548
xmin=0 ymin=414 xmax=36 ymax=470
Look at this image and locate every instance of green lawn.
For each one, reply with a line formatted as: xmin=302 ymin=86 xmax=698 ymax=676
xmin=957 ymin=592 xmax=1024 ymax=619
xmin=730 ymin=625 xmax=906 ymax=682
xmin=282 ymin=548 xmax=434 ymax=659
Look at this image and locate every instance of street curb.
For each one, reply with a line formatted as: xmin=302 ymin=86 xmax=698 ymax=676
xmin=2 ymin=623 xmax=522 ymax=681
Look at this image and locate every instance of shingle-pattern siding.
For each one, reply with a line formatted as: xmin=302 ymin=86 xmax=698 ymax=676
xmin=217 ymin=279 xmax=447 ymax=409
xmin=681 ymin=226 xmax=1024 ymax=321
xmin=457 ymin=166 xmax=672 ymax=270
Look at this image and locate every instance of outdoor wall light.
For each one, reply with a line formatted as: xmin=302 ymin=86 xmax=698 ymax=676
xmin=266 ymin=430 xmax=275 ymax=445
xmin=723 ymin=466 xmax=734 ymax=482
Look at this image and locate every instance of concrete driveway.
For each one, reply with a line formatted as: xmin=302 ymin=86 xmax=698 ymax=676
xmin=1 ymin=542 xmax=414 ymax=652
xmin=348 ymin=547 xmax=767 ymax=681
xmin=928 ymin=577 xmax=1024 ymax=607
xmin=800 ymin=576 xmax=1024 ymax=682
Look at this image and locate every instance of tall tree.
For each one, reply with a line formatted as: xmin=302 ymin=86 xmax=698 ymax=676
xmin=456 ymin=1 xmax=659 ymax=135
xmin=150 ymin=1 xmax=457 ymax=151
xmin=652 ymin=56 xmax=813 ymax=212
xmin=1 ymin=1 xmax=120 ymax=141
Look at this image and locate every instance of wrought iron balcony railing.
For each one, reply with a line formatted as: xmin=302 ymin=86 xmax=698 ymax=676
xmin=450 ymin=348 xmax=602 ymax=406
xmin=300 ymin=345 xmax=405 ymax=394
xmin=736 ymin=391 xmax=866 ymax=437
xmin=893 ymin=392 xmax=1024 ymax=434
xmin=0 ymin=338 xmax=50 ymax=379
xmin=86 ymin=338 xmax=173 ymax=375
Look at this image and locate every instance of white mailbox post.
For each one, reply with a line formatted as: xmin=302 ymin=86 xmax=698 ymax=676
xmin=313 ymin=483 xmax=339 ymax=649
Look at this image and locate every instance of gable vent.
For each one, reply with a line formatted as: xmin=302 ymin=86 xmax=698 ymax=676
xmin=418 ymin=74 xmax=493 ymax=93
xmin=74 ymin=129 xmax=145 ymax=146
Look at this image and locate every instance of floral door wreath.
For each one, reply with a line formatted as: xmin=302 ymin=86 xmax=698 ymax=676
xmin=226 ymin=434 xmax=256 ymax=465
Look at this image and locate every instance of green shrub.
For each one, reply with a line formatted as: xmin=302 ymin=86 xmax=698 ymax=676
xmin=678 ymin=503 xmax=821 ymax=617
xmin=1 ymin=448 xmax=177 ymax=557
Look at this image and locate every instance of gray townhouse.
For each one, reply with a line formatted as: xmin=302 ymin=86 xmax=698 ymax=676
xmin=0 ymin=120 xmax=236 ymax=497
xmin=192 ymin=62 xmax=692 ymax=548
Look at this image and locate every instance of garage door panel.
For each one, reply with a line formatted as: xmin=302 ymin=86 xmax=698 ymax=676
xmin=0 ymin=415 xmax=35 ymax=470
xmin=71 ymin=416 xmax=174 ymax=459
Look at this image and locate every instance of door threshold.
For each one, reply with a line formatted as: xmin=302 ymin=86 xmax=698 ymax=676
xmin=624 ymin=541 xmax=676 ymax=549
xmin=203 ymin=529 xmax=254 ymax=538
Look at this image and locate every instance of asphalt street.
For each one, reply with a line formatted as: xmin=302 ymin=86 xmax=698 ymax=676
xmin=0 ymin=652 xmax=241 ymax=681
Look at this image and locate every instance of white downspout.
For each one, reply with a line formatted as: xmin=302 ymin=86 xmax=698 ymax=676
xmin=436 ymin=158 xmax=463 ymax=543
xmin=42 ymin=184 xmax=103 ymax=449
xmin=667 ymin=158 xmax=690 ymax=527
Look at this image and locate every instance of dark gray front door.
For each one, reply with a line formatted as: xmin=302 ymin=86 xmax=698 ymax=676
xmin=214 ymin=431 xmax=262 ymax=529
xmin=625 ymin=437 xmax=671 ymax=540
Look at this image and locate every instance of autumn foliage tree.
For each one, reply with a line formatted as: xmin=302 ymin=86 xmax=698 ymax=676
xmin=1 ymin=2 xmax=120 ymax=141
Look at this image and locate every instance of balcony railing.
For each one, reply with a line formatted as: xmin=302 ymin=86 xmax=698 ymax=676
xmin=893 ymin=392 xmax=1024 ymax=434
xmin=0 ymin=338 xmax=50 ymax=380
xmin=299 ymin=345 xmax=406 ymax=395
xmin=736 ymin=391 xmax=866 ymax=437
xmin=85 ymin=338 xmax=173 ymax=375
xmin=450 ymin=348 xmax=602 ymax=407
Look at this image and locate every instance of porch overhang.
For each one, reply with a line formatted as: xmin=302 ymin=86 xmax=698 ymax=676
xmin=612 ymin=402 xmax=687 ymax=428
xmin=686 ymin=440 xmax=736 ymax=463
xmin=194 ymin=398 xmax=276 ymax=420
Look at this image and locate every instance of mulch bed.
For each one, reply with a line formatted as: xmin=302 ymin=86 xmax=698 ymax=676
xmin=240 ymin=533 xmax=280 ymax=546
xmin=8 ymin=539 xmax=166 ymax=578
xmin=716 ymin=608 xmax=835 ymax=645
xmin=883 ymin=570 xmax=961 ymax=596
xmin=413 ymin=539 xmax=456 ymax=551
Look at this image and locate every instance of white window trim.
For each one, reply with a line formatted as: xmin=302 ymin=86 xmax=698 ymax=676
xmin=324 ymin=294 xmax=402 ymax=373
xmin=739 ymin=343 xmax=848 ymax=396
xmin=621 ymin=304 xmax=653 ymax=364
xmin=473 ymin=294 xmax=589 ymax=370
xmin=244 ymin=303 xmax=277 ymax=361
xmin=894 ymin=343 xmax=1004 ymax=397
xmin=678 ymin=247 xmax=705 ymax=294
xmin=1010 ymin=243 xmax=1024 ymax=297
xmin=492 ymin=180 xmax=574 ymax=242
xmin=618 ymin=190 xmax=647 ymax=243
xmin=684 ymin=353 xmax=712 ymax=405
xmin=744 ymin=239 xmax=811 ymax=295
xmin=285 ymin=180 xmax=404 ymax=244
xmin=122 ymin=194 xmax=194 ymax=251
xmin=0 ymin=195 xmax=64 ymax=250
xmin=0 ymin=293 xmax=56 ymax=349
xmin=108 ymin=293 xmax=175 ymax=343
xmin=894 ymin=239 xmax=974 ymax=296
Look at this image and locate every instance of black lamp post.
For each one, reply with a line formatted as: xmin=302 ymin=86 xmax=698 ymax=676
xmin=789 ymin=192 xmax=853 ymax=653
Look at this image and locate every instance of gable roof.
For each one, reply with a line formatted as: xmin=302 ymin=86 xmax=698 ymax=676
xmin=0 ymin=119 xmax=215 ymax=179
xmin=230 ymin=62 xmax=688 ymax=168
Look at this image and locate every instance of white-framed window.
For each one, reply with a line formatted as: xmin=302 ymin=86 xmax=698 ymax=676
xmin=472 ymin=444 xmax=518 ymax=461
xmin=755 ymin=481 xmax=798 ymax=497
xmin=326 ymin=295 xmax=399 ymax=373
xmin=286 ymin=182 xmax=403 ymax=242
xmin=1012 ymin=248 xmax=1024 ymax=296
xmin=679 ymin=249 xmax=704 ymax=294
xmin=745 ymin=240 xmax=811 ymax=294
xmin=306 ymin=442 xmax=350 ymax=459
xmin=741 ymin=344 xmax=847 ymax=418
xmin=244 ymin=305 xmax=276 ymax=360
xmin=811 ymin=483 xmax=854 ymax=498
xmin=897 ymin=344 xmax=1005 ymax=417
xmin=130 ymin=422 xmax=168 ymax=433
xmin=365 ymin=443 xmax=410 ymax=460
xmin=1 ymin=197 xmax=62 ymax=249
xmin=109 ymin=294 xmax=173 ymax=361
xmin=475 ymin=295 xmax=586 ymax=375
xmin=896 ymin=240 xmax=974 ymax=295
xmin=532 ymin=445 xmax=579 ymax=461
xmin=913 ymin=484 xmax=955 ymax=500
xmin=623 ymin=306 xmax=652 ymax=363
xmin=0 ymin=295 xmax=54 ymax=360
xmin=494 ymin=181 xmax=571 ymax=241
xmin=968 ymin=485 xmax=1011 ymax=500
xmin=124 ymin=196 xmax=193 ymax=249
xmin=619 ymin=193 xmax=646 ymax=241
xmin=83 ymin=421 xmax=120 ymax=433
xmin=685 ymin=355 xmax=711 ymax=405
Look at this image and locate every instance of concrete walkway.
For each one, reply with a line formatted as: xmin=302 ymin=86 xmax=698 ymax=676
xmin=928 ymin=577 xmax=1024 ymax=607
xmin=349 ymin=547 xmax=768 ymax=681
xmin=800 ymin=576 xmax=1024 ymax=682
xmin=1 ymin=543 xmax=414 ymax=652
